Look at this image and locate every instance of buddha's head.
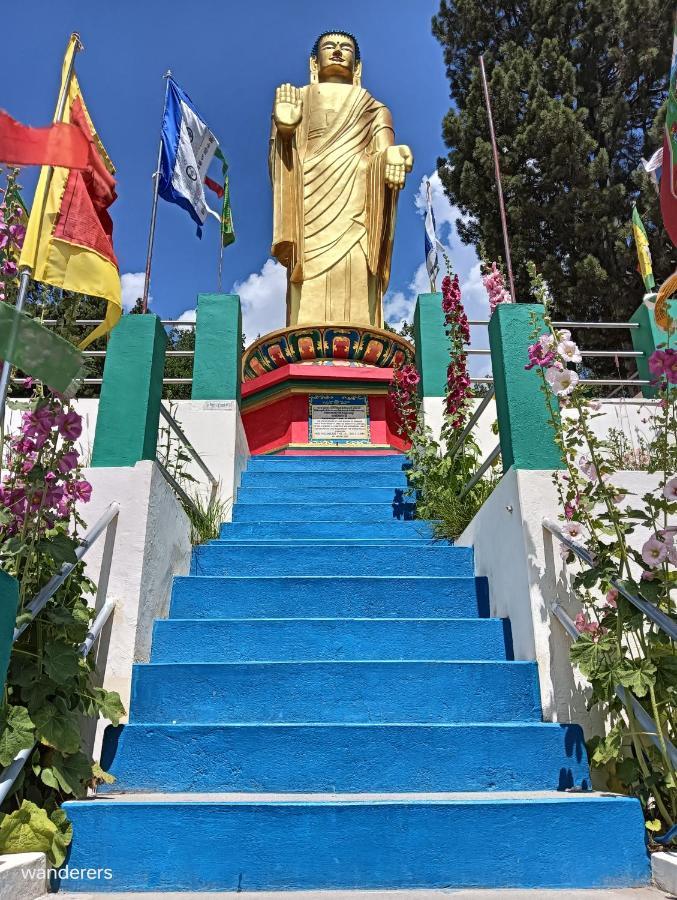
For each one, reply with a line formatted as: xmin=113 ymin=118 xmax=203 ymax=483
xmin=310 ymin=31 xmax=362 ymax=85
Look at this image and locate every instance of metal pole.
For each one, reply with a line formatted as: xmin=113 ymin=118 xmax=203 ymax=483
xmin=217 ymin=233 xmax=224 ymax=293
xmin=0 ymin=34 xmax=82 ymax=426
xmin=141 ymin=71 xmax=172 ymax=314
xmin=479 ymin=55 xmax=516 ymax=304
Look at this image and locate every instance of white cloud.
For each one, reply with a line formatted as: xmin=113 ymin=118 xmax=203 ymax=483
xmin=120 ymin=272 xmax=148 ymax=312
xmin=234 ymin=258 xmax=287 ymax=341
xmin=385 ymin=172 xmax=491 ymax=376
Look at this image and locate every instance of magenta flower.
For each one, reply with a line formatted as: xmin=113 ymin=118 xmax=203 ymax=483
xmin=605 ymin=588 xmax=618 ymax=608
xmin=648 ymin=348 xmax=677 ymax=384
xmin=8 ymin=223 xmax=25 ymax=247
xmin=22 ymin=406 xmax=56 ymax=441
xmin=43 ymin=472 xmax=65 ymax=508
xmin=56 ymin=409 xmax=83 ymax=440
xmin=641 ymin=533 xmax=669 ymax=568
xmin=525 ymin=340 xmax=555 ymax=370
xmin=57 ymin=449 xmax=80 ymax=474
xmin=69 ymin=479 xmax=92 ymax=503
xmin=0 ymin=233 xmax=8 ymax=250
xmin=574 ymin=611 xmax=605 ymax=640
xmin=1 ymin=259 xmax=17 ymax=276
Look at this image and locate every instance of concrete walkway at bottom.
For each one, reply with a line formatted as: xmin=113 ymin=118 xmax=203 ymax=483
xmin=53 ymin=889 xmax=666 ymax=899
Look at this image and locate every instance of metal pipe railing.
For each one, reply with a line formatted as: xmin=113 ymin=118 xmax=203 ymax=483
xmin=466 ymin=320 xmax=640 ymax=330
xmin=157 ymin=403 xmax=219 ymax=507
xmin=0 ymin=503 xmax=120 ymax=806
xmin=13 ymin=502 xmax=120 ymax=642
xmin=81 ymin=350 xmax=195 ymax=358
xmin=548 ymin=595 xmax=677 ymax=768
xmin=459 ymin=443 xmax=501 ymax=498
xmin=543 ymin=519 xmax=677 ymax=642
xmin=39 ymin=319 xmax=195 ymax=327
xmin=448 ymin=387 xmax=495 ymax=460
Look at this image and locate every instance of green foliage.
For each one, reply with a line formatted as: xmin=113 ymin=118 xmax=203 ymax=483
xmin=432 ymin=1 xmax=676 ymax=331
xmin=524 ymin=295 xmax=676 ymax=841
xmin=0 ymin=395 xmax=125 ymax=864
xmin=185 ymin=489 xmax=232 ymax=546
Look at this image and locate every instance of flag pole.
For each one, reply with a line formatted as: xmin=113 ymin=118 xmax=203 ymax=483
xmin=479 ymin=55 xmax=516 ymax=303
xmin=217 ymin=231 xmax=224 ymax=292
xmin=0 ymin=33 xmax=83 ymax=424
xmin=141 ymin=70 xmax=172 ymax=314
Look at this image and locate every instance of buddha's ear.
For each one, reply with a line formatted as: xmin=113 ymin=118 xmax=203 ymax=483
xmin=353 ymin=60 xmax=362 ymax=87
xmin=309 ymin=55 xmax=319 ymax=84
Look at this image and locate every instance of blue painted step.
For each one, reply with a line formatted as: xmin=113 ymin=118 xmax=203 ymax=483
xmin=191 ymin=544 xmax=474 ymax=577
xmin=61 ymin=794 xmax=649 ymax=892
xmin=149 ymin=618 xmax=512 ymax=663
xmin=129 ymin=660 xmax=541 ymax=723
xmin=170 ymin=575 xmax=488 ymax=619
xmin=218 ymin=520 xmax=434 ymax=540
xmin=248 ymin=455 xmax=408 ymax=471
xmin=241 ymin=471 xmax=409 ymax=488
xmin=233 ymin=502 xmax=416 ymax=521
xmin=99 ymin=722 xmax=591 ymax=794
xmin=237 ymin=485 xmax=413 ymax=504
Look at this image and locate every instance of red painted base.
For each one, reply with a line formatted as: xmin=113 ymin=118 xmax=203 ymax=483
xmin=241 ymin=363 xmax=410 ymax=456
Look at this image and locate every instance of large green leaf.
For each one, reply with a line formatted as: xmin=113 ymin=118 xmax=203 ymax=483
xmin=0 ymin=801 xmax=58 ymax=862
xmin=618 ymin=659 xmax=657 ymax=698
xmin=38 ymin=533 xmax=78 ymax=566
xmin=0 ymin=705 xmax=35 ymax=767
xmin=93 ymin=688 xmax=126 ymax=726
xmin=41 ymin=751 xmax=92 ymax=798
xmin=43 ymin=640 xmax=81 ymax=683
xmin=33 ymin=699 xmax=81 ymax=754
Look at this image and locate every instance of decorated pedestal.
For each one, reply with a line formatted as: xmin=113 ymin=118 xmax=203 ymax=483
xmin=241 ymin=324 xmax=413 ymax=456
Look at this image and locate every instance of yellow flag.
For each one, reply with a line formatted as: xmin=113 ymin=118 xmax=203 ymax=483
xmin=631 ymin=206 xmax=655 ymax=292
xmin=19 ymin=34 xmax=121 ymax=348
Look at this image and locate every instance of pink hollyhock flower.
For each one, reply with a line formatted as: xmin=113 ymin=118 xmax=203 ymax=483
xmin=43 ymin=472 xmax=65 ymax=508
xmin=8 ymin=223 xmax=25 ymax=247
xmin=562 ymin=520 xmax=584 ymax=540
xmin=578 ymin=455 xmax=598 ymax=481
xmin=1 ymin=259 xmax=17 ymax=276
xmin=525 ymin=341 xmax=556 ymax=370
xmin=0 ymin=233 xmax=7 ymax=250
xmin=648 ymin=348 xmax=677 ymax=384
xmin=545 ymin=366 xmax=579 ymax=396
xmin=557 ymin=339 xmax=582 ymax=364
xmin=56 ymin=449 xmax=79 ymax=474
xmin=574 ymin=611 xmax=605 ymax=639
xmin=663 ymin=476 xmax=677 ymax=501
xmin=69 ymin=479 xmax=92 ymax=503
xmin=605 ymin=588 xmax=618 ymax=608
xmin=482 ymin=262 xmax=511 ymax=314
xmin=564 ymin=501 xmax=577 ymax=519
xmin=56 ymin=409 xmax=82 ymax=440
xmin=21 ymin=407 xmax=56 ymax=444
xmin=641 ymin=534 xmax=669 ymax=567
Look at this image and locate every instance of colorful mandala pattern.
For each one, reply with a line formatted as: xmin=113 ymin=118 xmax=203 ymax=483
xmin=243 ymin=324 xmax=414 ymax=381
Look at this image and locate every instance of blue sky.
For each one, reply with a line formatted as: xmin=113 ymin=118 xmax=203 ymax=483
xmin=2 ymin=0 xmax=489 ymax=352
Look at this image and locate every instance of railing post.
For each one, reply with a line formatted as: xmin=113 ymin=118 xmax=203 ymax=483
xmin=0 ymin=571 xmax=19 ymax=694
xmin=630 ymin=299 xmax=667 ymax=399
xmin=413 ymin=292 xmax=447 ymax=398
xmin=91 ymin=314 xmax=167 ymax=467
xmin=191 ymin=293 xmax=242 ymax=402
xmin=489 ymin=303 xmax=564 ymax=470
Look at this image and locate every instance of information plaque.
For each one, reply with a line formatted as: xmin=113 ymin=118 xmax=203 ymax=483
xmin=309 ymin=395 xmax=370 ymax=444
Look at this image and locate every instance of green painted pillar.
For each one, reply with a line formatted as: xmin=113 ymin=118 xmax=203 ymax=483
xmin=91 ymin=314 xmax=167 ymax=467
xmin=489 ymin=303 xmax=564 ymax=471
xmin=0 ymin=571 xmax=19 ymax=695
xmin=191 ymin=293 xmax=242 ymax=402
xmin=630 ymin=300 xmax=667 ymax=399
xmin=413 ymin=292 xmax=447 ymax=396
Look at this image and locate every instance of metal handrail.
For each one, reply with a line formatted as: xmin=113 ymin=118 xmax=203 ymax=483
xmin=12 ymin=377 xmax=196 ymax=386
xmin=38 ymin=319 xmax=195 ymax=327
xmin=157 ymin=403 xmax=219 ymax=507
xmin=459 ymin=443 xmax=501 ymax=498
xmin=467 ymin=320 xmax=640 ymax=330
xmin=543 ymin=518 xmax=677 ymax=642
xmin=448 ymin=386 xmax=495 ymax=460
xmin=13 ymin=502 xmax=120 ymax=642
xmin=82 ymin=350 xmax=195 ymax=358
xmin=1 ymin=504 xmax=120 ymax=806
xmin=548 ymin=595 xmax=677 ymax=768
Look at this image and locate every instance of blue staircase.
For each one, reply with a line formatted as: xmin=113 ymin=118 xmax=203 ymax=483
xmin=61 ymin=453 xmax=649 ymax=892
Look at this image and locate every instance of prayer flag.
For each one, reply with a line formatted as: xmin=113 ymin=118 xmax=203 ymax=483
xmin=0 ymin=110 xmax=89 ymax=169
xmin=631 ymin=206 xmax=655 ymax=292
xmin=18 ymin=34 xmax=121 ymax=349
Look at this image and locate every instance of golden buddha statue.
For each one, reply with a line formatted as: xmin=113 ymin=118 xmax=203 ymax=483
xmin=269 ymin=31 xmax=413 ymax=329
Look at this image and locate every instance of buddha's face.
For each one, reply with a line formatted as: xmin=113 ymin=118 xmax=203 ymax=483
xmin=316 ymin=33 xmax=356 ymax=83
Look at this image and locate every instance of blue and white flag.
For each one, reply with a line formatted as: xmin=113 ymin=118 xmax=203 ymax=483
xmin=159 ymin=77 xmax=219 ymax=236
xmin=424 ymin=180 xmax=439 ymax=290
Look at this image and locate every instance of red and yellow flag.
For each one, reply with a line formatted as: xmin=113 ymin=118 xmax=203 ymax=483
xmin=19 ymin=34 xmax=121 ymax=348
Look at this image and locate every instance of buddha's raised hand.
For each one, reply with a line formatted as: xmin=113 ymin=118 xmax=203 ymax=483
xmin=384 ymin=145 xmax=414 ymax=189
xmin=274 ymin=84 xmax=303 ymax=132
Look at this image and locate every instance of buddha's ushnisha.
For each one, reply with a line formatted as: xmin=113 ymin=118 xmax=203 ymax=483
xmin=269 ymin=31 xmax=414 ymax=328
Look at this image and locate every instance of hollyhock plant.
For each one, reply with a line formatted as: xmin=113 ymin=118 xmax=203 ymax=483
xmin=482 ymin=261 xmax=511 ymax=315
xmin=648 ymin=348 xmax=677 ymax=384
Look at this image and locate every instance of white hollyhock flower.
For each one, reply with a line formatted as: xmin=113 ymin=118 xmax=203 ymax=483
xmin=557 ymin=329 xmax=572 ymax=342
xmin=663 ymin=476 xmax=677 ymax=501
xmin=562 ymin=520 xmax=585 ymax=541
xmin=557 ymin=340 xmax=582 ymax=364
xmin=546 ymin=366 xmax=579 ymax=396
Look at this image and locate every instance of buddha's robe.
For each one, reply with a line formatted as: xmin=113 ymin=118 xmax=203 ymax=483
xmin=270 ymin=83 xmax=399 ymax=328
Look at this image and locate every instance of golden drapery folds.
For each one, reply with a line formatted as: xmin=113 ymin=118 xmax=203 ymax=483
xmin=270 ymin=84 xmax=399 ymax=328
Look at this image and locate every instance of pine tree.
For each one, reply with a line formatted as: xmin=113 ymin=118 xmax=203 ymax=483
xmin=432 ymin=0 xmax=676 ymax=331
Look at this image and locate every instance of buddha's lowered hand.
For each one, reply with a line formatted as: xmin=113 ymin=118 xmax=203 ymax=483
xmin=384 ymin=145 xmax=414 ymax=189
